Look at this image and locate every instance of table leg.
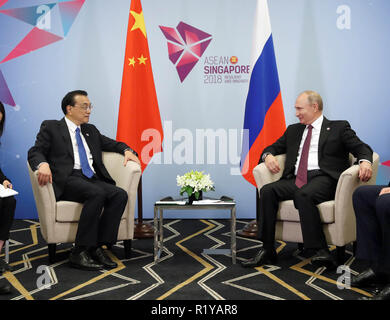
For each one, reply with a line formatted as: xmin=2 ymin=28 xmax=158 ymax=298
xmin=231 ymin=206 xmax=236 ymax=264
xmin=154 ymin=206 xmax=158 ymax=263
xmin=159 ymin=208 xmax=164 ymax=259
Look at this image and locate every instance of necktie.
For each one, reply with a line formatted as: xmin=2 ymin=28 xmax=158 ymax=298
xmin=75 ymin=127 xmax=94 ymax=178
xmin=295 ymin=125 xmax=313 ymax=188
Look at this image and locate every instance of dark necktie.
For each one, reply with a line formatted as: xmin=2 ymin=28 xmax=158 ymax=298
xmin=295 ymin=125 xmax=313 ymax=188
xmin=75 ymin=127 xmax=94 ymax=178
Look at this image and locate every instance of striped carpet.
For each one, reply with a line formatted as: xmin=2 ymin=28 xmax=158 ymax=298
xmin=0 ymin=219 xmax=378 ymax=301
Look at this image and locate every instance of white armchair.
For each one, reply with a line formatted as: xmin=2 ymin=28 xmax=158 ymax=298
xmin=253 ymin=152 xmax=380 ymax=263
xmin=27 ymin=152 xmax=141 ymax=263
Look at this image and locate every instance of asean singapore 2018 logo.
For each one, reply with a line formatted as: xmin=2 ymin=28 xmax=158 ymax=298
xmin=160 ymin=21 xmax=250 ymax=84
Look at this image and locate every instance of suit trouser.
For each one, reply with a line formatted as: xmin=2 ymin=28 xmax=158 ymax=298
xmin=257 ymin=171 xmax=337 ymax=250
xmin=353 ymin=185 xmax=390 ymax=274
xmin=60 ymin=170 xmax=128 ymax=248
xmin=0 ymin=196 xmax=16 ymax=241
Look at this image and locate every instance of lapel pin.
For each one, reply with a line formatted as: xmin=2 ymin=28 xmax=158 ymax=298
xmin=327 ymin=127 xmax=330 ymax=131
xmin=86 ymin=133 xmax=89 ymax=136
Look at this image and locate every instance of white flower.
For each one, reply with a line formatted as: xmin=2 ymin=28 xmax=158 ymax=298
xmin=177 ymin=170 xmax=215 ymax=196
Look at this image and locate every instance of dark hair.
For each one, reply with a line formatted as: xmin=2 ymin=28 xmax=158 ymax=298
xmin=61 ymin=90 xmax=88 ymax=115
xmin=0 ymin=101 xmax=5 ymax=137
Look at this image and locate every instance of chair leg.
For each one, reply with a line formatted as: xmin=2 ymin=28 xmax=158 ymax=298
xmin=123 ymin=240 xmax=132 ymax=259
xmin=5 ymin=240 xmax=9 ymax=264
xmin=297 ymin=243 xmax=304 ymax=252
xmin=336 ymin=246 xmax=346 ymax=265
xmin=48 ymin=244 xmax=56 ymax=264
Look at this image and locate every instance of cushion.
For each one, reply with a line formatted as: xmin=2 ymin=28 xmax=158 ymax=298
xmin=277 ymin=200 xmax=335 ymax=224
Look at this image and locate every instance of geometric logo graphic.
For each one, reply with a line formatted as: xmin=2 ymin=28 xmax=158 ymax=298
xmin=383 ymin=160 xmax=390 ymax=167
xmin=159 ymin=21 xmax=212 ymax=82
xmin=0 ymin=0 xmax=85 ymax=106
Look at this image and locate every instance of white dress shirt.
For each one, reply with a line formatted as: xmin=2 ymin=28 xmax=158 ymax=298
xmin=294 ymin=115 xmax=323 ymax=176
xmin=64 ymin=117 xmax=95 ymax=173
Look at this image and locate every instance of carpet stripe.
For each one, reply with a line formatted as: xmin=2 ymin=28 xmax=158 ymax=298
xmin=49 ymin=250 xmax=125 ymax=300
xmin=3 ymin=271 xmax=34 ymax=300
xmin=157 ymin=219 xmax=215 ymax=300
xmin=290 ymin=258 xmax=373 ymax=297
xmin=255 ymin=266 xmax=311 ymax=300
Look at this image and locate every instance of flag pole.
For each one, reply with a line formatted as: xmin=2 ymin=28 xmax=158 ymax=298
xmin=134 ymin=176 xmax=154 ymax=238
xmin=237 ymin=189 xmax=258 ymax=238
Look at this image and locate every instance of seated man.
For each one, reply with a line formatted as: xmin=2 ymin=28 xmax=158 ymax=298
xmin=241 ymin=90 xmax=373 ymax=269
xmin=351 ymin=184 xmax=390 ymax=300
xmin=28 ymin=90 xmax=140 ymax=271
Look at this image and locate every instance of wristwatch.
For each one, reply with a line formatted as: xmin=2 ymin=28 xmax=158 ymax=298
xmin=262 ymin=152 xmax=272 ymax=162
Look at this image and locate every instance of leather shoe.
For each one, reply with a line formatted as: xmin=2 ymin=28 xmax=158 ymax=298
xmin=69 ymin=250 xmax=103 ymax=271
xmin=351 ymin=268 xmax=379 ymax=288
xmin=0 ymin=258 xmax=12 ymax=273
xmin=311 ymin=249 xmax=338 ymax=270
xmin=0 ymin=284 xmax=11 ymax=295
xmin=241 ymin=248 xmax=277 ymax=268
xmin=90 ymin=247 xmax=118 ymax=269
xmin=359 ymin=284 xmax=390 ymax=300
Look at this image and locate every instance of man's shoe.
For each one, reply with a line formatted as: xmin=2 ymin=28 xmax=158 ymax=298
xmin=0 ymin=258 xmax=12 ymax=273
xmin=241 ymin=248 xmax=277 ymax=268
xmin=359 ymin=284 xmax=390 ymax=300
xmin=351 ymin=268 xmax=379 ymax=288
xmin=69 ymin=250 xmax=103 ymax=271
xmin=311 ymin=249 xmax=338 ymax=270
xmin=90 ymin=247 xmax=118 ymax=269
xmin=0 ymin=284 xmax=11 ymax=295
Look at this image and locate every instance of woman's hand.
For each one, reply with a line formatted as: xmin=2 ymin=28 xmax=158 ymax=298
xmin=3 ymin=180 xmax=12 ymax=189
xmin=379 ymin=187 xmax=390 ymax=196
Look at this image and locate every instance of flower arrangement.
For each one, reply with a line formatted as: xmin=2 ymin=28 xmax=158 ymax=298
xmin=176 ymin=170 xmax=215 ymax=200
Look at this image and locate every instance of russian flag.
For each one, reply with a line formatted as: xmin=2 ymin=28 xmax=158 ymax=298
xmin=241 ymin=0 xmax=286 ymax=186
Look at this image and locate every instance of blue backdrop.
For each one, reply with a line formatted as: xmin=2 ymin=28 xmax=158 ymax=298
xmin=0 ymin=0 xmax=389 ymax=219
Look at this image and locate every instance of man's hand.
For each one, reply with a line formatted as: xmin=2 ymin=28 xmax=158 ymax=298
xmin=358 ymin=161 xmax=372 ymax=182
xmin=37 ymin=163 xmax=52 ymax=186
xmin=124 ymin=150 xmax=141 ymax=166
xmin=3 ymin=180 xmax=12 ymax=189
xmin=379 ymin=187 xmax=390 ymax=196
xmin=264 ymin=154 xmax=281 ymax=174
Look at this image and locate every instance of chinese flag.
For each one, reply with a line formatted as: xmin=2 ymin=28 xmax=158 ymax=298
xmin=117 ymin=0 xmax=163 ymax=173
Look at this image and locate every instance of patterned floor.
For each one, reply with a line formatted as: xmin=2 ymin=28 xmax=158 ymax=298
xmin=0 ymin=219 xmax=377 ymax=300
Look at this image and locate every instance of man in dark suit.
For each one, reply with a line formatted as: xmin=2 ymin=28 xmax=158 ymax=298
xmin=28 ymin=90 xmax=140 ymax=271
xmin=241 ymin=90 xmax=373 ymax=269
xmin=350 ymin=184 xmax=390 ymax=300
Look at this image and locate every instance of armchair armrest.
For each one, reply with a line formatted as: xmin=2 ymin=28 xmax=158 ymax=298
xmin=253 ymin=154 xmax=286 ymax=190
xmin=27 ymin=162 xmax=57 ymax=242
xmin=333 ymin=152 xmax=380 ymax=245
xmin=102 ymin=152 xmax=141 ymax=228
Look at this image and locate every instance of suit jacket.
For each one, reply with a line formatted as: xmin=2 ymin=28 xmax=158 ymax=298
xmin=28 ymin=118 xmax=130 ymax=200
xmin=260 ymin=117 xmax=373 ymax=181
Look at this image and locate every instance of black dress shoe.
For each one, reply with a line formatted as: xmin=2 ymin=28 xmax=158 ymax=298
xmin=241 ymin=248 xmax=277 ymax=268
xmin=69 ymin=250 xmax=103 ymax=271
xmin=359 ymin=284 xmax=390 ymax=300
xmin=0 ymin=258 xmax=12 ymax=273
xmin=351 ymin=268 xmax=379 ymax=288
xmin=311 ymin=249 xmax=338 ymax=270
xmin=0 ymin=284 xmax=11 ymax=295
xmin=90 ymin=247 xmax=118 ymax=269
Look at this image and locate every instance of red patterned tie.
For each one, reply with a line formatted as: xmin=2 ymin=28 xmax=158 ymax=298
xmin=295 ymin=125 xmax=313 ymax=188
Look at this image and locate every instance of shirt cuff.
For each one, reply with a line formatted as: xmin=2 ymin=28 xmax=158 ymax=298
xmin=37 ymin=162 xmax=48 ymax=170
xmin=124 ymin=148 xmax=138 ymax=157
xmin=358 ymin=159 xmax=371 ymax=165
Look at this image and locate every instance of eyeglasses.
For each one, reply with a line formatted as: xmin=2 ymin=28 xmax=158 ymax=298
xmin=73 ymin=104 xmax=93 ymax=111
